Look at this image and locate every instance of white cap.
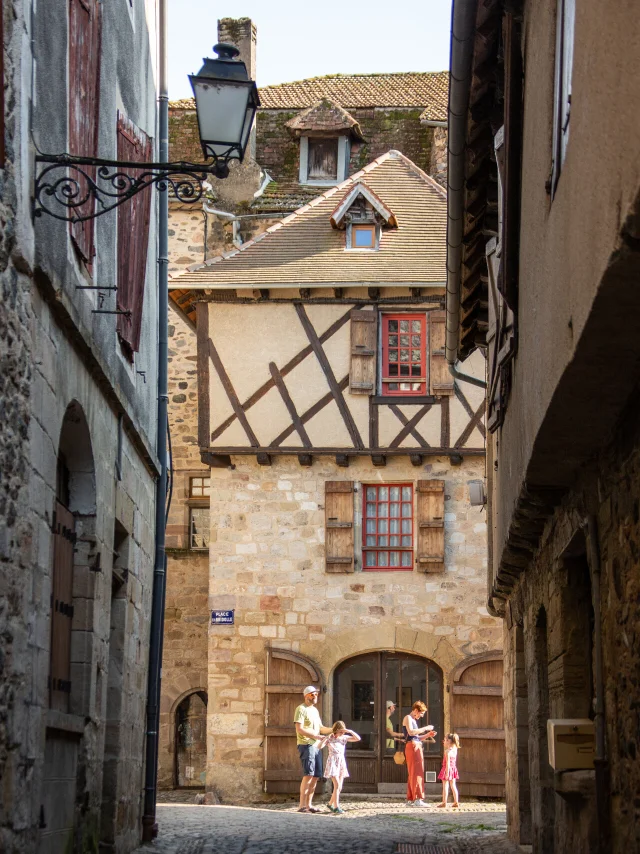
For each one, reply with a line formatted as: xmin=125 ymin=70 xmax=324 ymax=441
xmin=386 ymin=700 xmax=396 ymax=709
xmin=303 ymin=685 xmax=319 ymax=696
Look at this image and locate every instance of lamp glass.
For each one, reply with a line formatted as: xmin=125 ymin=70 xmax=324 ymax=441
xmin=190 ymin=77 xmax=257 ymax=160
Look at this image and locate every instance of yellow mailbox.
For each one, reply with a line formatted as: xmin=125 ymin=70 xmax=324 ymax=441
xmin=547 ymin=719 xmax=595 ymax=771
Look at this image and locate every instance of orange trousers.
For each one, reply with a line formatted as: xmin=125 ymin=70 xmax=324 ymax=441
xmin=405 ymin=741 xmax=425 ymax=801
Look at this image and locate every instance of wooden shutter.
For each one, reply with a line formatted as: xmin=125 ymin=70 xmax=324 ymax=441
xmin=349 ymin=310 xmax=377 ymax=394
xmin=416 ymin=480 xmax=445 ymax=572
xmin=49 ymin=502 xmax=76 ymax=712
xmin=68 ymin=0 xmax=102 ymax=263
xmin=428 ymin=312 xmax=454 ymax=396
xmin=325 ymin=481 xmax=354 ymax=573
xmin=486 ymin=238 xmax=515 ymax=433
xmin=116 ymin=113 xmax=153 ymax=360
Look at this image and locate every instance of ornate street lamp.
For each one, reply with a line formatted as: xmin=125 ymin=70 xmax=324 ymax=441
xmin=190 ymin=43 xmax=260 ymax=176
xmin=33 ymin=43 xmax=259 ymax=222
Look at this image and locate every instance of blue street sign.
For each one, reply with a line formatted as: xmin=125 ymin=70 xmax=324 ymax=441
xmin=211 ymin=609 xmax=234 ymax=625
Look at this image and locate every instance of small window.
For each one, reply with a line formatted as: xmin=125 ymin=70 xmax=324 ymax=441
xmin=363 ymin=483 xmax=414 ymax=571
xmin=308 ymin=138 xmax=338 ymax=181
xmin=352 ymin=225 xmax=376 ymax=249
xmin=189 ymin=476 xmax=210 ymax=497
xmin=551 ymin=0 xmax=575 ymax=194
xmin=189 ymin=507 xmax=210 ymax=550
xmin=381 ymin=314 xmax=426 ymax=396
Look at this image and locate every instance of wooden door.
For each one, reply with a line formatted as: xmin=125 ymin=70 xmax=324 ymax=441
xmin=49 ymin=502 xmax=75 ymax=712
xmin=450 ymin=653 xmax=505 ymax=797
xmin=264 ymin=649 xmax=323 ymax=793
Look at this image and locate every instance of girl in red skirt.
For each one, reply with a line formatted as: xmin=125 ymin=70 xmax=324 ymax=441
xmin=437 ymin=733 xmax=460 ymax=808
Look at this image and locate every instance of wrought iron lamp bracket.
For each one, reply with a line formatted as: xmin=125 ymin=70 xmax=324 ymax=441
xmin=33 ymin=152 xmax=233 ymax=223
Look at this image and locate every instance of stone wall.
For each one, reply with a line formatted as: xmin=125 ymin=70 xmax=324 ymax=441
xmin=502 ymin=395 xmax=640 ymax=854
xmin=0 ymin=1 xmax=35 ymax=851
xmin=203 ymin=454 xmax=500 ymax=800
xmin=429 ymin=126 xmax=448 ymax=188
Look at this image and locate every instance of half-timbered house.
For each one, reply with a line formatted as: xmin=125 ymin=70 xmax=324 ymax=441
xmin=160 ymin=150 xmax=503 ymax=801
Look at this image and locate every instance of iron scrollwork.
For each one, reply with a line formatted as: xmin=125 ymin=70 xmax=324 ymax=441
xmin=33 ymin=153 xmax=228 ymax=223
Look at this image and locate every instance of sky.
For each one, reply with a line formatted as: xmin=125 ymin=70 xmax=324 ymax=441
xmin=168 ymin=0 xmax=453 ymax=100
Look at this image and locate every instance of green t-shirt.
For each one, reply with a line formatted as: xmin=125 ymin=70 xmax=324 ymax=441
xmin=386 ymin=714 xmax=395 ymax=748
xmin=293 ymin=703 xmax=322 ymax=746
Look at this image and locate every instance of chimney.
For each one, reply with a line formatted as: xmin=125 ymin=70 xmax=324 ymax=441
xmin=217 ymin=18 xmax=257 ymax=159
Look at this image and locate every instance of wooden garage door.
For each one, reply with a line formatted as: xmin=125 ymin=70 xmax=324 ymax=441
xmin=264 ymin=649 xmax=324 ymax=794
xmin=450 ymin=652 xmax=505 ymax=798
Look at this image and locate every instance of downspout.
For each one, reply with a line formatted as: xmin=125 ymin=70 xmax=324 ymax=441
xmin=586 ymin=514 xmax=610 ymax=853
xmin=446 ymin=0 xmax=479 ymax=370
xmin=142 ymin=0 xmax=169 ymax=840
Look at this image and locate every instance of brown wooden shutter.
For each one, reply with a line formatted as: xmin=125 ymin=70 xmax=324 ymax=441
xmin=49 ymin=501 xmax=76 ymax=712
xmin=428 ymin=312 xmax=454 ymax=396
xmin=325 ymin=481 xmax=354 ymax=573
xmin=116 ymin=113 xmax=153 ymax=360
xmin=416 ymin=480 xmax=445 ymax=573
xmin=349 ymin=310 xmax=377 ymax=395
xmin=68 ymin=0 xmax=102 ymax=264
xmin=486 ymin=237 xmax=515 ymax=433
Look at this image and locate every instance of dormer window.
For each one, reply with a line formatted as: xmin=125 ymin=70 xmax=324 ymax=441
xmin=308 ymin=138 xmax=339 ymax=182
xmin=349 ymin=224 xmax=377 ymax=250
xmin=330 ymin=181 xmax=398 ymax=252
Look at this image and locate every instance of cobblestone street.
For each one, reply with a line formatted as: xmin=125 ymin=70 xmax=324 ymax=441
xmin=133 ymin=796 xmax=528 ymax=854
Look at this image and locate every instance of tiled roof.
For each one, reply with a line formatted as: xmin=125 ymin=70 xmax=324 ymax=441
xmin=168 ymin=150 xmax=446 ymax=289
xmin=170 ymin=71 xmax=449 ymax=121
xmin=285 ymin=100 xmax=363 ymax=139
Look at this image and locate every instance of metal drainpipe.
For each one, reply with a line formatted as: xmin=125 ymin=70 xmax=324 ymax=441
xmin=449 ymin=361 xmax=487 ymax=389
xmin=142 ymin=0 xmax=169 ymax=839
xmin=586 ymin=514 xmax=610 ymax=853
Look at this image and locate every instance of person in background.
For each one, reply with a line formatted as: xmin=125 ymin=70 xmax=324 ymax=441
xmin=317 ymin=721 xmax=360 ymax=813
xmin=437 ymin=733 xmax=461 ymax=808
xmin=385 ymin=700 xmax=404 ymax=749
xmin=293 ymin=685 xmax=332 ymax=814
xmin=402 ymin=700 xmax=436 ymax=807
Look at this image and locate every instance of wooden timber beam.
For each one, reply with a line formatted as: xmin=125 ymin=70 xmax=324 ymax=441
xmin=204 ymin=447 xmax=486 ymax=458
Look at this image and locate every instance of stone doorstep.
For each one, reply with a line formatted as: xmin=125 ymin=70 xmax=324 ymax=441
xmin=396 ymin=847 xmax=456 ymax=854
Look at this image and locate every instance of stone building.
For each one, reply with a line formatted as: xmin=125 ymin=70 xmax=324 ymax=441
xmin=159 ymin=149 xmax=503 ymax=802
xmin=446 ymin=1 xmax=640 ymax=852
xmin=0 ymin=1 xmax=161 ymax=852
xmin=167 ymin=17 xmax=449 ymax=279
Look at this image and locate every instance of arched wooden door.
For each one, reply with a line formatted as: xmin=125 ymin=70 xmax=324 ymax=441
xmin=263 ymin=649 xmax=324 ymax=793
xmin=175 ymin=691 xmax=207 ymax=787
xmin=450 ymin=652 xmax=505 ymax=798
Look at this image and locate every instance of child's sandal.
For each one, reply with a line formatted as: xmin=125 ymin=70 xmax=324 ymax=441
xmin=452 ymin=802 xmax=460 ymax=809
xmin=436 ymin=802 xmax=447 ymax=808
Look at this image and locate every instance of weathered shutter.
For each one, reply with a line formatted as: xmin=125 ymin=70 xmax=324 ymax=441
xmin=116 ymin=113 xmax=153 ymax=360
xmin=49 ymin=501 xmax=76 ymax=712
xmin=325 ymin=481 xmax=354 ymax=573
xmin=416 ymin=480 xmax=445 ymax=572
xmin=68 ymin=0 xmax=102 ymax=263
xmin=349 ymin=310 xmax=377 ymax=395
xmin=486 ymin=238 xmax=515 ymax=433
xmin=428 ymin=312 xmax=454 ymax=396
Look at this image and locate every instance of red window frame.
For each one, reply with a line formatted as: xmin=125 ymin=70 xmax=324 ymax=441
xmin=381 ymin=314 xmax=427 ymax=396
xmin=362 ymin=483 xmax=414 ymax=571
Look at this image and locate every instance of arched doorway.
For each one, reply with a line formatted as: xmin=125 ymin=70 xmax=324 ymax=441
xmin=175 ymin=691 xmax=208 ymax=787
xmin=334 ymin=652 xmax=443 ymax=792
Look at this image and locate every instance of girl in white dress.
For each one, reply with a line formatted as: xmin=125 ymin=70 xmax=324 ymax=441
xmin=317 ymin=721 xmax=360 ymax=813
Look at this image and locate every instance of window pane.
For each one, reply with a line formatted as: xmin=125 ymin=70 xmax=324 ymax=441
xmin=400 ymin=320 xmax=409 ymax=332
xmin=335 ymin=655 xmax=376 ymax=751
xmin=390 ymin=503 xmax=400 ymax=517
xmin=402 ymin=487 xmax=411 ymax=501
xmin=390 ymin=551 xmax=400 ymax=567
xmin=366 ymin=503 xmax=376 ymax=517
xmin=401 ymin=519 xmax=411 ymax=533
xmin=411 ymin=350 xmax=421 ymax=362
xmin=390 ymin=536 xmax=400 ymax=547
xmin=412 ymin=382 xmax=422 ymax=391
xmin=366 ymin=487 xmax=376 ymax=500
xmin=388 ymin=335 xmax=398 ymax=346
xmin=308 ymin=137 xmax=338 ymax=180
xmin=402 ymin=535 xmax=412 ymax=547
xmin=411 ymin=320 xmax=421 ymax=332
xmin=366 ymin=535 xmax=376 ymax=546
xmin=401 ymin=552 xmax=412 ymax=567
xmin=378 ymin=502 xmax=388 ymax=517
xmin=411 ymin=335 xmax=421 ymax=347
xmin=378 ymin=552 xmax=388 ymax=567
xmin=366 ymin=519 xmax=376 ymax=534
xmin=354 ymin=226 xmax=375 ymax=248
xmin=411 ymin=366 xmax=421 ymax=376
xmin=388 ymin=320 xmax=398 ymax=332
xmin=379 ymin=487 xmax=388 ymax=501
xmin=190 ymin=507 xmax=210 ymax=549
xmin=390 ymin=519 xmax=400 ymax=534
xmin=365 ymin=551 xmax=376 ymax=566
xmin=400 ymin=335 xmax=409 ymax=346
xmin=388 ymin=383 xmax=398 ymax=391
xmin=378 ymin=536 xmax=388 ymax=546
xmin=400 ymin=349 xmax=409 ymax=361
xmin=378 ymin=519 xmax=388 ymax=534
xmin=389 ymin=349 xmax=398 ymax=362
xmin=400 ymin=365 xmax=410 ymax=376
xmin=390 ymin=486 xmax=400 ymax=501
xmin=402 ymin=503 xmax=411 ymax=517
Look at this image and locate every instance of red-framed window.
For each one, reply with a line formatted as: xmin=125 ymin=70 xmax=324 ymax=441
xmin=363 ymin=484 xmax=414 ymax=571
xmin=381 ymin=314 xmax=426 ymax=395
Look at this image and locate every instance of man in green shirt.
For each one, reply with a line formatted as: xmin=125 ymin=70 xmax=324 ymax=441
xmin=386 ymin=701 xmax=404 ymax=749
xmin=293 ymin=685 xmax=332 ymax=813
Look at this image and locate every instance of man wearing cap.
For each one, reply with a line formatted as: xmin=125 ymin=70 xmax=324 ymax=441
xmin=385 ymin=701 xmax=404 ymax=749
xmin=294 ymin=685 xmax=332 ymax=813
